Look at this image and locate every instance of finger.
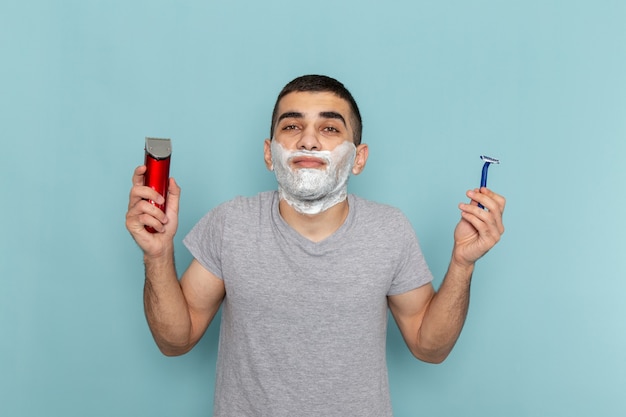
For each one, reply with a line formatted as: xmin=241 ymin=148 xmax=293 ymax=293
xmin=129 ymin=166 xmax=153 ymax=210
xmin=165 ymin=178 xmax=181 ymax=219
xmin=459 ymin=206 xmax=502 ymax=249
xmin=138 ymin=212 xmax=167 ymax=233
xmin=127 ymin=199 xmax=167 ymax=224
xmin=127 ymin=211 xmax=164 ymax=235
xmin=132 ymin=165 xmax=147 ymax=185
xmin=468 ymin=189 xmax=503 ymax=215
xmin=459 ymin=202 xmax=490 ymax=229
xmin=479 ymin=187 xmax=506 ymax=212
xmin=460 ymin=197 xmax=503 ymax=235
xmin=466 ymin=189 xmax=487 ymax=208
xmin=128 ymin=185 xmax=165 ymax=211
xmin=477 ymin=188 xmax=506 ymax=234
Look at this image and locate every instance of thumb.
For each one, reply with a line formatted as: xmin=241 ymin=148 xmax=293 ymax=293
xmin=165 ymin=177 xmax=181 ymax=219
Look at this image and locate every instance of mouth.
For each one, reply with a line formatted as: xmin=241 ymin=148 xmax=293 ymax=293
xmin=290 ymin=155 xmax=328 ymax=169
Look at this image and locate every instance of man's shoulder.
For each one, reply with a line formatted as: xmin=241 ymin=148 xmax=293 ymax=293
xmin=192 ymin=191 xmax=276 ymax=229
xmin=349 ymin=194 xmax=405 ymax=216
xmin=217 ymin=190 xmax=277 ymax=212
xmin=349 ymin=194 xmax=414 ymax=233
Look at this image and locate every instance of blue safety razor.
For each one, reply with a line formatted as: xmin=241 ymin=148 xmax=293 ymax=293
xmin=478 ymin=155 xmax=500 ymax=209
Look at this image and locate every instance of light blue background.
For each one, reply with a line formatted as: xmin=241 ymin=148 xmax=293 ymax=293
xmin=2 ymin=0 xmax=625 ymax=416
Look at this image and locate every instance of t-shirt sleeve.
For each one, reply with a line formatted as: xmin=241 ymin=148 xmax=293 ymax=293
xmin=182 ymin=203 xmax=228 ymax=280
xmin=386 ymin=212 xmax=434 ymax=296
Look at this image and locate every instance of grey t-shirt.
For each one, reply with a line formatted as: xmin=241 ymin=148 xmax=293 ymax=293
xmin=183 ymin=191 xmax=433 ymax=417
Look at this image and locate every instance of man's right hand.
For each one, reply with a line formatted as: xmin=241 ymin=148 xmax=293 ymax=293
xmin=125 ymin=165 xmax=181 ymax=258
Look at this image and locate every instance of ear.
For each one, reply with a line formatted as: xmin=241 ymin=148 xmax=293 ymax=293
xmin=352 ymin=143 xmax=369 ymax=175
xmin=263 ymin=139 xmax=274 ymax=171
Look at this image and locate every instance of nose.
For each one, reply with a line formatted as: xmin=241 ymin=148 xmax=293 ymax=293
xmin=296 ymin=126 xmax=321 ymax=151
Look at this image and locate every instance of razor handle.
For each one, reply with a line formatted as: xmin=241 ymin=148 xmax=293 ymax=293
xmin=144 ymin=138 xmax=172 ymax=233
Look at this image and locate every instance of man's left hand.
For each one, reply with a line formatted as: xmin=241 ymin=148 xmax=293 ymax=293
xmin=453 ymin=187 xmax=506 ymax=267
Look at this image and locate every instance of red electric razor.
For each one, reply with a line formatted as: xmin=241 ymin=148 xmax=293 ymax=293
xmin=144 ymin=137 xmax=172 ymax=233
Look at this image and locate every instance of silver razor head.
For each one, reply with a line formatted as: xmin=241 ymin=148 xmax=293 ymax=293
xmin=145 ymin=137 xmax=172 ymax=160
xmin=480 ymin=155 xmax=500 ymax=164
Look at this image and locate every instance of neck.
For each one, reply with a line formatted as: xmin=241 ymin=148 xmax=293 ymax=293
xmin=278 ymin=197 xmax=350 ymax=243
xmin=277 ymin=185 xmax=348 ymax=215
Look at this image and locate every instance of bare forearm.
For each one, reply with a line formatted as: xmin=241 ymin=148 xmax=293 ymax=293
xmin=416 ymin=260 xmax=474 ymax=363
xmin=143 ymin=250 xmax=193 ymax=355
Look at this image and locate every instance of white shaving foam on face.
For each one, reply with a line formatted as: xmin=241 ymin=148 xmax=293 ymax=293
xmin=270 ymin=140 xmax=357 ymax=215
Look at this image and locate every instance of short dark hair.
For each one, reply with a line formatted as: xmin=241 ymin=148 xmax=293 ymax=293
xmin=270 ymin=75 xmax=363 ymax=145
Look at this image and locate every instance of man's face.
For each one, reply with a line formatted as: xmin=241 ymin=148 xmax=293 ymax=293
xmin=271 ymin=91 xmax=356 ymax=153
xmin=264 ymin=91 xmax=365 ymax=214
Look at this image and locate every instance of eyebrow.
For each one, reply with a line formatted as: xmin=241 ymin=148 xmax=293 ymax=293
xmin=277 ymin=111 xmax=347 ymax=127
xmin=277 ymin=111 xmax=304 ymax=123
xmin=319 ymin=111 xmax=347 ymax=127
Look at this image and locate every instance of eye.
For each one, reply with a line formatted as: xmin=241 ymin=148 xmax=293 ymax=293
xmin=323 ymin=126 xmax=340 ymax=133
xmin=282 ymin=124 xmax=299 ymax=131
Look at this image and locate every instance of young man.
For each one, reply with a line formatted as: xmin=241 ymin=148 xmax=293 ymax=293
xmin=126 ymin=75 xmax=506 ymax=416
